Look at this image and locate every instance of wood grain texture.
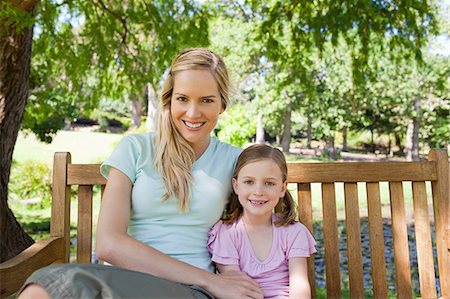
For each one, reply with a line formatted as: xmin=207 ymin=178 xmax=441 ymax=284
xmin=0 ymin=238 xmax=64 ymax=297
xmin=67 ymin=164 xmax=107 ymax=185
xmin=51 ymin=152 xmax=71 ymax=263
xmin=366 ymin=182 xmax=388 ymax=299
xmin=77 ymin=186 xmax=93 ymax=264
xmin=298 ymin=183 xmax=316 ymax=298
xmin=389 ymin=182 xmax=412 ymax=298
xmin=321 ymin=183 xmax=341 ymax=298
xmin=412 ymin=181 xmax=437 ymax=299
xmin=287 ymin=161 xmax=436 ymax=183
xmin=429 ymin=150 xmax=450 ymax=297
xmin=344 ymin=183 xmax=364 ymax=299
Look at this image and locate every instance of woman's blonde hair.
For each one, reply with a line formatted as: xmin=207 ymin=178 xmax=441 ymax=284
xmin=224 ymin=144 xmax=297 ymax=227
xmin=153 ymin=48 xmax=231 ymax=211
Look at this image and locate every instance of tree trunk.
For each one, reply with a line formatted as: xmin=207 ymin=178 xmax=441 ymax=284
xmin=130 ymin=95 xmax=143 ymax=129
xmin=306 ymin=114 xmax=312 ymax=149
xmin=406 ymin=93 xmax=421 ymax=161
xmin=0 ymin=4 xmax=37 ymax=262
xmin=324 ymin=135 xmax=336 ymax=160
xmin=281 ymin=108 xmax=291 ymax=153
xmin=342 ymin=126 xmax=347 ymax=151
xmin=411 ymin=96 xmax=420 ymax=161
xmin=256 ymin=109 xmax=265 ymax=144
xmin=145 ymin=83 xmax=157 ymax=131
xmin=370 ymin=129 xmax=375 ymax=153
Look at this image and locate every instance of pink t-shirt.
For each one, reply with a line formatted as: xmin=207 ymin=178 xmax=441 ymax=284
xmin=207 ymin=215 xmax=316 ymax=299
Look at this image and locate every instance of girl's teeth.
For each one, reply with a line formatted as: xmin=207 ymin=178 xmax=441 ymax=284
xmin=250 ymin=200 xmax=266 ymax=205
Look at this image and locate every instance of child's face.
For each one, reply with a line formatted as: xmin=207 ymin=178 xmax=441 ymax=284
xmin=232 ymin=159 xmax=287 ymax=222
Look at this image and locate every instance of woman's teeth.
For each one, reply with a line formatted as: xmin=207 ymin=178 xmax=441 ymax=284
xmin=184 ymin=121 xmax=203 ymax=128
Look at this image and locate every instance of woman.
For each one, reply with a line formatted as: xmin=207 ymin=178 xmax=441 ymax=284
xmin=19 ymin=48 xmax=263 ymax=299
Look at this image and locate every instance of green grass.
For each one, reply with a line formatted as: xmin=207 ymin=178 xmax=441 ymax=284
xmin=13 ymin=130 xmax=123 ymax=165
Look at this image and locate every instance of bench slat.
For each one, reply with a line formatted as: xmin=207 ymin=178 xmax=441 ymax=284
xmin=389 ymin=182 xmax=413 ymax=298
xmin=429 ymin=151 xmax=450 ymax=297
xmin=344 ymin=183 xmax=364 ymax=298
xmin=77 ymin=185 xmax=94 ymax=264
xmin=412 ymin=181 xmax=437 ymax=299
xmin=366 ymin=182 xmax=388 ymax=299
xmin=322 ymin=183 xmax=341 ymax=298
xmin=67 ymin=164 xmax=107 ymax=185
xmin=298 ymin=183 xmax=316 ymax=298
xmin=287 ymin=161 xmax=437 ymax=183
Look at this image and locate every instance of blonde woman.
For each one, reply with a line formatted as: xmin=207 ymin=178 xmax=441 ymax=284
xmin=19 ymin=48 xmax=263 ymax=299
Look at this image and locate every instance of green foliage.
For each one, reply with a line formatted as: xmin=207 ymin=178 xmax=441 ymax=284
xmin=21 ymin=93 xmax=78 ymax=143
xmin=0 ymin=2 xmax=35 ymax=32
xmin=217 ymin=104 xmax=256 ymax=147
xmin=25 ymin=0 xmax=210 ymax=141
xmin=9 ymin=160 xmax=52 ymax=209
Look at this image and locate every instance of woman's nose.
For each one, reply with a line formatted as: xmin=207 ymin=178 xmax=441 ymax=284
xmin=185 ymin=103 xmax=201 ymax=118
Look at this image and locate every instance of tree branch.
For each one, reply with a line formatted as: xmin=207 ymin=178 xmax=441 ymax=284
xmin=3 ymin=0 xmax=39 ymax=11
xmin=93 ymin=0 xmax=129 ymax=54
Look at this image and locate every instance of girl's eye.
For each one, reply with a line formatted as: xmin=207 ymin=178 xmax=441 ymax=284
xmin=202 ymin=98 xmax=214 ymax=103
xmin=265 ymin=182 xmax=275 ymax=186
xmin=177 ymin=97 xmax=188 ymax=102
xmin=243 ymin=180 xmax=254 ymax=185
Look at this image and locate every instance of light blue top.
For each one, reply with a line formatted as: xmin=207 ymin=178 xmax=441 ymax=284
xmin=100 ymin=132 xmax=242 ymax=272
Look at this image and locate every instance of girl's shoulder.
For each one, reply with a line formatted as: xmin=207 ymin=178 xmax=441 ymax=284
xmin=211 ymin=219 xmax=239 ymax=233
xmin=272 ymin=215 xmax=309 ymax=235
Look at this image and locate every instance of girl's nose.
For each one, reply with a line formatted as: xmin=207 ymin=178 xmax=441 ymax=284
xmin=252 ymin=184 xmax=264 ymax=196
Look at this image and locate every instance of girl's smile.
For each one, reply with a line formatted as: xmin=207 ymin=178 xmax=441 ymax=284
xmin=232 ymin=159 xmax=287 ymax=223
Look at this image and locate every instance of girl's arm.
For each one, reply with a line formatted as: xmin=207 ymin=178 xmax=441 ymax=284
xmin=96 ymin=167 xmax=263 ymax=299
xmin=216 ymin=263 xmax=241 ymax=273
xmin=289 ymin=257 xmax=311 ymax=299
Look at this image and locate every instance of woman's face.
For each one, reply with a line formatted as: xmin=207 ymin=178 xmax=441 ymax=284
xmin=171 ymin=69 xmax=223 ymax=157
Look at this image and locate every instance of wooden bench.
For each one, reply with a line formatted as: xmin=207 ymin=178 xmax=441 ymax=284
xmin=1 ymin=150 xmax=449 ymax=298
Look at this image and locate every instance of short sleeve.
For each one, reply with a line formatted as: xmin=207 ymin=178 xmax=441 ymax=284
xmin=286 ymin=223 xmax=317 ymax=259
xmin=207 ymin=221 xmax=239 ymax=265
xmin=100 ymin=135 xmax=141 ymax=183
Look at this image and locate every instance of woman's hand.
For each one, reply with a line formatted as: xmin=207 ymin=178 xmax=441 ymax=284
xmin=205 ymin=271 xmax=263 ymax=299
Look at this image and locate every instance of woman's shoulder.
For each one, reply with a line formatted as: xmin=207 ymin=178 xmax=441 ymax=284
xmin=122 ymin=131 xmax=154 ymax=143
xmin=211 ymin=136 xmax=243 ymax=157
xmin=118 ymin=132 xmax=154 ymax=150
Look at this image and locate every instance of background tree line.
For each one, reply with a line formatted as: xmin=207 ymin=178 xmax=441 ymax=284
xmin=1 ymin=0 xmax=448 ymax=261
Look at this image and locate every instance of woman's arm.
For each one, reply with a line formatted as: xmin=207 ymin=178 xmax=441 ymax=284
xmin=288 ymin=257 xmax=311 ymax=299
xmin=96 ymin=167 xmax=263 ymax=299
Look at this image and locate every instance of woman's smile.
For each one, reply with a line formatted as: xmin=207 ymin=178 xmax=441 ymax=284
xmin=171 ymin=69 xmax=223 ymax=157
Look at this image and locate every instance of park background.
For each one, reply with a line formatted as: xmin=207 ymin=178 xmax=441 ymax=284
xmin=1 ymin=0 xmax=449 ymax=298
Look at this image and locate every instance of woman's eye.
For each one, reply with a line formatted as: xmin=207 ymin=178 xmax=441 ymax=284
xmin=243 ymin=180 xmax=254 ymax=185
xmin=177 ymin=97 xmax=188 ymax=102
xmin=203 ymin=98 xmax=214 ymax=103
xmin=265 ymin=182 xmax=275 ymax=186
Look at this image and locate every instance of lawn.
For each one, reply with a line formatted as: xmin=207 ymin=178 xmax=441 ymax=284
xmin=13 ymin=130 xmax=123 ymax=165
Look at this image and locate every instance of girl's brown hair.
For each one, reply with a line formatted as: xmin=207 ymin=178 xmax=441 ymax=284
xmin=223 ymin=144 xmax=297 ymax=227
xmin=153 ymin=48 xmax=231 ymax=211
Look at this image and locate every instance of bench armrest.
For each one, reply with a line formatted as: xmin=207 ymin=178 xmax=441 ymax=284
xmin=0 ymin=237 xmax=65 ymax=297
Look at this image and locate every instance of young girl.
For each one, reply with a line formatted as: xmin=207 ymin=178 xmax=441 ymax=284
xmin=208 ymin=144 xmax=316 ymax=299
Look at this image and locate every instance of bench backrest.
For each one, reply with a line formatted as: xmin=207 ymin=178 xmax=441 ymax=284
xmin=40 ymin=150 xmax=450 ymax=298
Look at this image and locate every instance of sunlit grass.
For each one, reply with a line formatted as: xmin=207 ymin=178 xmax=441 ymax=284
xmin=13 ymin=130 xmax=123 ymax=165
